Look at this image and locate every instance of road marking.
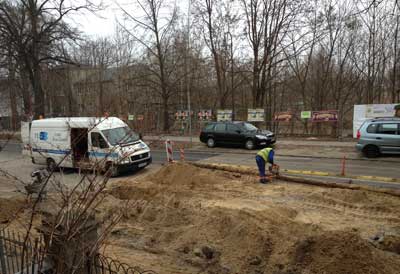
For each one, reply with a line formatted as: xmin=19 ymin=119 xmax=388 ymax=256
xmin=282 ymin=169 xmax=400 ymax=184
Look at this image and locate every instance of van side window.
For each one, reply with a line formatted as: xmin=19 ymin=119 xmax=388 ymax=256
xmin=367 ymin=124 xmax=378 ymax=133
xmin=91 ymin=132 xmax=108 ymax=148
xmin=377 ymin=124 xmax=398 ymax=135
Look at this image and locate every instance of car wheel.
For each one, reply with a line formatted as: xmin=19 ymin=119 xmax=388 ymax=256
xmin=245 ymin=139 xmax=255 ymax=150
xmin=207 ymin=138 xmax=216 ymax=148
xmin=47 ymin=158 xmax=57 ymax=172
xmin=364 ymin=145 xmax=380 ymax=158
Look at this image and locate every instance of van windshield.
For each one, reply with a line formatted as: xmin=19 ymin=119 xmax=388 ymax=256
xmin=102 ymin=127 xmax=140 ymax=146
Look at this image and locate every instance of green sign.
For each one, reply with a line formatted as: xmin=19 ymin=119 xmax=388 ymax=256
xmin=301 ymin=111 xmax=311 ymax=119
xmin=128 ymin=114 xmax=135 ymax=121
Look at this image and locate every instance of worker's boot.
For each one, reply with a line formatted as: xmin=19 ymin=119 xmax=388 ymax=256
xmin=259 ymin=178 xmax=268 ymax=184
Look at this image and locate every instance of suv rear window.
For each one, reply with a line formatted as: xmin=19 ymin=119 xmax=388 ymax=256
xmin=204 ymin=124 xmax=215 ymax=131
xmin=377 ymin=124 xmax=399 ymax=135
xmin=367 ymin=124 xmax=378 ymax=133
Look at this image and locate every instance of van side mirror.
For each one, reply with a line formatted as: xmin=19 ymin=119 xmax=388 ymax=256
xmin=236 ymin=130 xmax=241 ymax=134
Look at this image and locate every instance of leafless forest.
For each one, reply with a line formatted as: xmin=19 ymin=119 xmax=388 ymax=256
xmin=1 ymin=0 xmax=400 ymax=135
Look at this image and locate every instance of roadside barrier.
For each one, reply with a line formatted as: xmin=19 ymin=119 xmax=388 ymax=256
xmin=180 ymin=146 xmax=185 ymax=161
xmin=165 ymin=139 xmax=173 ymax=162
xmin=341 ymin=155 xmax=346 ymax=176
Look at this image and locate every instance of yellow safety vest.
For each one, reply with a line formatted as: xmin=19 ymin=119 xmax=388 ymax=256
xmin=257 ymin=147 xmax=273 ymax=162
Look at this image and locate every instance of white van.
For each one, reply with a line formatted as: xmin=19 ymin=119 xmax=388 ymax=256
xmin=21 ymin=117 xmax=152 ymax=176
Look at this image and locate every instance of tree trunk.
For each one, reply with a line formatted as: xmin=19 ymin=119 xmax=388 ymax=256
xmin=8 ymin=53 xmax=18 ymax=130
xmin=162 ymin=94 xmax=169 ymax=132
xmin=30 ymin=66 xmax=45 ymax=118
xmin=20 ymin=70 xmax=32 ymax=119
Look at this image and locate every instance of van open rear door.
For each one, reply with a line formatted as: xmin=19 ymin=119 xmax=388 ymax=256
xmin=21 ymin=122 xmax=31 ymax=157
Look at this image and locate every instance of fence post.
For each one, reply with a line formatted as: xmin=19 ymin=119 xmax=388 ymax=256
xmin=0 ymin=231 xmax=7 ymax=274
xmin=341 ymin=156 xmax=346 ymax=176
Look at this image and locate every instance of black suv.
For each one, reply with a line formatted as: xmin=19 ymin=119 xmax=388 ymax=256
xmin=199 ymin=121 xmax=276 ymax=150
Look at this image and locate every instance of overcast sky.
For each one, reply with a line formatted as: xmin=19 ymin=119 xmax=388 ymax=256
xmin=75 ymin=0 xmax=188 ymax=37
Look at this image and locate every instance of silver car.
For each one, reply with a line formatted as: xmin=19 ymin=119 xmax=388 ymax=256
xmin=356 ymin=117 xmax=400 ymax=158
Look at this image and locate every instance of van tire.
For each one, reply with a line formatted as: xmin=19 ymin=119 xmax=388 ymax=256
xmin=47 ymin=158 xmax=57 ymax=172
xmin=363 ymin=145 xmax=380 ymax=158
xmin=105 ymin=162 xmax=119 ymax=177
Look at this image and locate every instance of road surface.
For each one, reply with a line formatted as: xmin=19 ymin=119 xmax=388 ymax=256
xmin=0 ymin=141 xmax=399 ymax=196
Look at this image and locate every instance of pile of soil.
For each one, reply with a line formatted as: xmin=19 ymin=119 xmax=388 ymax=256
xmin=0 ymin=196 xmax=27 ymax=225
xmin=102 ymin=163 xmax=400 ymax=274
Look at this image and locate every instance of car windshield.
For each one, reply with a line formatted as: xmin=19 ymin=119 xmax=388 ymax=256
xmin=243 ymin=122 xmax=258 ymax=131
xmin=102 ymin=127 xmax=140 ymax=146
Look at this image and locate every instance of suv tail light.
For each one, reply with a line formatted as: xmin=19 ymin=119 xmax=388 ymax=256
xmin=356 ymin=130 xmax=361 ymax=139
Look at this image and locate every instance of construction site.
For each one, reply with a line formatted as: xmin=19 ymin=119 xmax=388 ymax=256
xmin=1 ymin=162 xmax=400 ymax=274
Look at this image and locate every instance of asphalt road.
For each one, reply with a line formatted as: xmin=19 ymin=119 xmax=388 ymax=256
xmin=1 ymin=141 xmax=400 ymax=195
xmin=0 ymin=142 xmax=218 ymax=197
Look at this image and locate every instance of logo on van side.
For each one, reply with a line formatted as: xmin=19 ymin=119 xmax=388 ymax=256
xmin=39 ymin=131 xmax=48 ymax=141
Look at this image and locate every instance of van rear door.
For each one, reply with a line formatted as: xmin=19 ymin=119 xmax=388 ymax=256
xmin=21 ymin=122 xmax=31 ymax=156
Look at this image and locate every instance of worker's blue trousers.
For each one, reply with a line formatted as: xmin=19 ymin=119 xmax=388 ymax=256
xmin=255 ymin=155 xmax=266 ymax=178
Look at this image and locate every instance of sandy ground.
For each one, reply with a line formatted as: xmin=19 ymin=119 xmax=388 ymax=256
xmin=1 ymin=163 xmax=400 ymax=274
xmin=102 ymin=163 xmax=400 ymax=274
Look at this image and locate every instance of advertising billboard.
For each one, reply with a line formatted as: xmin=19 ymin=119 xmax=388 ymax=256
xmin=274 ymin=112 xmax=293 ymax=122
xmin=247 ymin=108 xmax=265 ymax=122
xmin=301 ymin=111 xmax=312 ymax=119
xmin=311 ymin=110 xmax=338 ymax=122
xmin=217 ymin=109 xmax=233 ymax=121
xmin=197 ymin=109 xmax=213 ymax=121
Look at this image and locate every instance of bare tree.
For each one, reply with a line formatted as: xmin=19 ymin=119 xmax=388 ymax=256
xmin=0 ymin=0 xmax=99 ymax=119
xmin=119 ymin=0 xmax=179 ymax=131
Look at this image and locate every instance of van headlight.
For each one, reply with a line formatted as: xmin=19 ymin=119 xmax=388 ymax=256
xmin=120 ymin=157 xmax=130 ymax=164
xmin=255 ymin=135 xmax=268 ymax=139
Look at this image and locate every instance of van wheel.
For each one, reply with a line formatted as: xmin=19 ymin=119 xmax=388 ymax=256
xmin=207 ymin=138 xmax=216 ymax=148
xmin=105 ymin=162 xmax=119 ymax=177
xmin=245 ymin=139 xmax=255 ymax=150
xmin=47 ymin=158 xmax=57 ymax=172
xmin=364 ymin=145 xmax=380 ymax=158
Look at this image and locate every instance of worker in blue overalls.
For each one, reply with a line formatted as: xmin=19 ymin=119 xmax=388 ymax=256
xmin=256 ymin=147 xmax=276 ymax=184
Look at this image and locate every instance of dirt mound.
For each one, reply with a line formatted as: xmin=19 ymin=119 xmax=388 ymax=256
xmin=104 ymin=163 xmax=400 ymax=274
xmin=0 ymin=196 xmax=27 ymax=225
xmin=149 ymin=162 xmax=223 ymax=187
xmin=284 ymin=231 xmax=400 ymax=274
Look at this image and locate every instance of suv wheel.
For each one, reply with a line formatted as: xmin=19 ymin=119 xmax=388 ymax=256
xmin=207 ymin=138 xmax=216 ymax=148
xmin=364 ymin=145 xmax=380 ymax=158
xmin=245 ymin=139 xmax=255 ymax=150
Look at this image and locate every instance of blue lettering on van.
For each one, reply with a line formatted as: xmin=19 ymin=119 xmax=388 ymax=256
xmin=39 ymin=132 xmax=48 ymax=141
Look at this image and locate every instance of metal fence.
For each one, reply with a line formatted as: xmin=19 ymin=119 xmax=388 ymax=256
xmin=0 ymin=229 xmax=41 ymax=274
xmin=91 ymin=255 xmax=157 ymax=274
xmin=0 ymin=229 xmax=157 ymax=274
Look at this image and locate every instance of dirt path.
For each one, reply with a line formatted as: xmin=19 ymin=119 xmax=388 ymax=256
xmin=99 ymin=163 xmax=400 ymax=274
